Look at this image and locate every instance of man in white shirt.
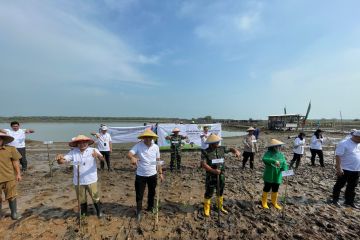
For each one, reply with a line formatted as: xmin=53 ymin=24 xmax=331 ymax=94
xmin=309 ymin=129 xmax=324 ymax=167
xmin=91 ymin=125 xmax=113 ymax=171
xmin=332 ymin=130 xmax=360 ymax=208
xmin=289 ymin=132 xmax=306 ymax=169
xmin=0 ymin=121 xmax=35 ymax=172
xmin=56 ymin=135 xmax=105 ymax=218
xmin=127 ymin=129 xmax=164 ymax=221
xmin=242 ymin=127 xmax=258 ymax=169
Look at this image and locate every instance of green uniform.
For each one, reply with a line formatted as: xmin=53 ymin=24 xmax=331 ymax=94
xmin=262 ymin=150 xmax=288 ymax=184
xmin=201 ymin=146 xmax=231 ymax=198
xmin=168 ymin=134 xmax=186 ymax=171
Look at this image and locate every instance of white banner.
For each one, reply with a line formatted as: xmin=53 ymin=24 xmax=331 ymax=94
xmin=157 ymin=123 xmax=222 ymax=147
xmin=108 ymin=125 xmax=150 ymax=143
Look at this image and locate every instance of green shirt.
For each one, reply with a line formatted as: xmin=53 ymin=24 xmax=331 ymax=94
xmin=201 ymin=146 xmax=231 ymax=178
xmin=262 ymin=150 xmax=288 ymax=184
xmin=169 ymin=134 xmax=186 ymax=153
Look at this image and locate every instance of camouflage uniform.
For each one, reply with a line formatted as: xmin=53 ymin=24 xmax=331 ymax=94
xmin=169 ymin=134 xmax=186 ymax=171
xmin=201 ymin=146 xmax=231 ymax=198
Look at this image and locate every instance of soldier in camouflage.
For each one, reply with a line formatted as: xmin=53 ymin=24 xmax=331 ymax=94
xmin=165 ymin=128 xmax=188 ymax=172
xmin=201 ymin=134 xmax=240 ymax=217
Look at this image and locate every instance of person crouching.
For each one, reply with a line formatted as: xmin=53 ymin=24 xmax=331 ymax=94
xmin=56 ymin=135 xmax=105 ymax=218
xmin=261 ymin=139 xmax=288 ymax=210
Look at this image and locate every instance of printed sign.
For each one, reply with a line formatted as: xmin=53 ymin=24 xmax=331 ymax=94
xmin=150 ymin=160 xmax=165 ymax=166
xmin=212 ymin=158 xmax=224 ymax=164
xmin=43 ymin=141 xmax=53 ymax=144
xmin=282 ymin=169 xmax=295 ymax=177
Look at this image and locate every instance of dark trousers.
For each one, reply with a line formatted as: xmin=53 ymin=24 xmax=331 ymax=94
xmin=242 ymin=151 xmax=255 ymax=169
xmin=204 ymin=174 xmax=225 ymax=199
xmin=170 ymin=152 xmax=181 ymax=171
xmin=310 ymin=148 xmax=324 ymax=167
xmin=16 ymin=147 xmax=27 ymax=171
xmin=332 ymin=170 xmax=360 ymax=204
xmin=100 ymin=151 xmax=111 ymax=170
xmin=290 ymin=153 xmax=303 ymax=169
xmin=135 ymin=174 xmax=157 ymax=212
xmin=263 ymin=182 xmax=280 ymax=192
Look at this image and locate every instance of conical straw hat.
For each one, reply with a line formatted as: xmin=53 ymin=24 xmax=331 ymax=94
xmin=247 ymin=127 xmax=255 ymax=131
xmin=69 ymin=135 xmax=94 ymax=147
xmin=205 ymin=133 xmax=222 ymax=144
xmin=138 ymin=129 xmax=158 ymax=139
xmin=266 ymin=139 xmax=285 ymax=148
xmin=172 ymin=128 xmax=180 ymax=132
xmin=0 ymin=133 xmax=15 ymax=145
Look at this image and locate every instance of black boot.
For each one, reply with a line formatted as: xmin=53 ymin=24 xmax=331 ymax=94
xmin=93 ymin=202 xmax=103 ymax=218
xmin=80 ymin=203 xmax=88 ymax=216
xmin=8 ymin=199 xmax=21 ymax=220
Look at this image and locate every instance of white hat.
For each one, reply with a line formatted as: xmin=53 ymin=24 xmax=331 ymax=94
xmin=101 ymin=126 xmax=108 ymax=131
xmin=353 ymin=130 xmax=360 ymax=137
xmin=350 ymin=129 xmax=357 ymax=134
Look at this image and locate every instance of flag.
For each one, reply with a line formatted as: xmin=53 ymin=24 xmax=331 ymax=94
xmin=303 ymin=101 xmax=311 ymax=124
xmin=284 ymin=106 xmax=287 ymax=115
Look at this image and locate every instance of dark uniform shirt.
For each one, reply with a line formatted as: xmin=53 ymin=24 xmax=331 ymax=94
xmin=169 ymin=135 xmax=186 ymax=153
xmin=201 ymin=146 xmax=231 ymax=185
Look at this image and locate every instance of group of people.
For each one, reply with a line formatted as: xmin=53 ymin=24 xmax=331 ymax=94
xmin=0 ymin=122 xmax=359 ymax=223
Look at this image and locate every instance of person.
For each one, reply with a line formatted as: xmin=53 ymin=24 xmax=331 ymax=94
xmin=127 ymin=129 xmax=164 ymax=221
xmin=200 ymin=125 xmax=210 ymax=152
xmin=344 ymin=129 xmax=357 ymax=141
xmin=253 ymin=125 xmax=260 ymax=140
xmin=91 ymin=125 xmax=113 ymax=171
xmin=0 ymin=121 xmax=35 ymax=172
xmin=289 ymin=132 xmax=306 ymax=169
xmin=165 ymin=128 xmax=188 ymax=172
xmin=242 ymin=127 xmax=258 ymax=169
xmin=332 ymin=130 xmax=360 ymax=208
xmin=0 ymin=133 xmax=22 ymax=220
xmin=201 ymin=134 xmax=240 ymax=217
xmin=261 ymin=139 xmax=288 ymax=210
xmin=309 ymin=129 xmax=324 ymax=167
xmin=56 ymin=135 xmax=105 ymax=218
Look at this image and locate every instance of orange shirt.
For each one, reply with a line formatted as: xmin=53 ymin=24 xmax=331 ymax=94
xmin=0 ymin=146 xmax=21 ymax=183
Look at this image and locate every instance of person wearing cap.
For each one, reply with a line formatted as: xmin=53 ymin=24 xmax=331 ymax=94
xmin=261 ymin=139 xmax=288 ymax=210
xmin=91 ymin=125 xmax=113 ymax=171
xmin=127 ymin=129 xmax=164 ymax=221
xmin=344 ymin=129 xmax=357 ymax=141
xmin=242 ymin=127 xmax=258 ymax=169
xmin=201 ymin=133 xmax=240 ymax=217
xmin=289 ymin=132 xmax=306 ymax=170
xmin=253 ymin=124 xmax=260 ymax=140
xmin=165 ymin=128 xmax=188 ymax=172
xmin=0 ymin=121 xmax=35 ymax=172
xmin=309 ymin=129 xmax=325 ymax=167
xmin=332 ymin=130 xmax=360 ymax=208
xmin=0 ymin=133 xmax=22 ymax=220
xmin=56 ymin=135 xmax=105 ymax=218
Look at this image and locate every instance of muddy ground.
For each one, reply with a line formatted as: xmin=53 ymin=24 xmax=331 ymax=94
xmin=0 ymin=131 xmax=359 ymax=239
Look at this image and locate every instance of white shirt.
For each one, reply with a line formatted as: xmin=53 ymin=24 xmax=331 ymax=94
xmin=293 ymin=137 xmax=305 ymax=154
xmin=5 ymin=129 xmax=26 ymax=148
xmin=310 ymin=135 xmax=324 ymax=150
xmin=335 ymin=138 xmax=360 ymax=171
xmin=130 ymin=141 xmax=160 ymax=177
xmin=200 ymin=132 xmax=210 ymax=150
xmin=96 ymin=132 xmax=112 ymax=151
xmin=64 ymin=147 xmax=100 ymax=185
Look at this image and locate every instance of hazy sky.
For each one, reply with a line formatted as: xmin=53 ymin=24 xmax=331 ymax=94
xmin=1 ymin=0 xmax=359 ymax=119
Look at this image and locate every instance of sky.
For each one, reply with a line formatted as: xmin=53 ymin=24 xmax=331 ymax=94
xmin=1 ymin=0 xmax=359 ymax=120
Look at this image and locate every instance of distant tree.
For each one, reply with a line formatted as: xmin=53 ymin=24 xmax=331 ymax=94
xmin=204 ymin=116 xmax=212 ymax=122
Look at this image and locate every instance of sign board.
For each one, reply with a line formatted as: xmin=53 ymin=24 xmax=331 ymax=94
xmin=151 ymin=160 xmax=165 ymax=166
xmin=285 ymin=123 xmax=297 ymax=128
xmin=212 ymin=158 xmax=224 ymax=164
xmin=43 ymin=141 xmax=53 ymax=145
xmin=282 ymin=169 xmax=295 ymax=177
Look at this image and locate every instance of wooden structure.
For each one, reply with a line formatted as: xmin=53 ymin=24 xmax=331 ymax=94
xmin=268 ymin=114 xmax=303 ymax=130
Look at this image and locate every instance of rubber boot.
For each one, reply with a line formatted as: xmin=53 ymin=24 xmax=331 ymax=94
xmin=216 ymin=196 xmax=228 ymax=214
xmin=80 ymin=203 xmax=88 ymax=216
xmin=94 ymin=202 xmax=103 ymax=218
xmin=271 ymin=192 xmax=282 ymax=210
xmin=8 ymin=199 xmax=21 ymax=220
xmin=261 ymin=192 xmax=269 ymax=209
xmin=203 ymin=198 xmax=211 ymax=217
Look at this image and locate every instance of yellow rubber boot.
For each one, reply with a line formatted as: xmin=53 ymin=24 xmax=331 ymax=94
xmin=271 ymin=192 xmax=282 ymax=210
xmin=216 ymin=196 xmax=228 ymax=214
xmin=203 ymin=198 xmax=211 ymax=217
xmin=261 ymin=192 xmax=269 ymax=209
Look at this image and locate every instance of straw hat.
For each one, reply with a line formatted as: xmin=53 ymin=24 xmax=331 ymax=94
xmin=172 ymin=128 xmax=180 ymax=133
xmin=266 ymin=139 xmax=285 ymax=148
xmin=247 ymin=127 xmax=255 ymax=132
xmin=69 ymin=135 xmax=94 ymax=147
xmin=0 ymin=133 xmax=14 ymax=145
xmin=138 ymin=129 xmax=158 ymax=139
xmin=205 ymin=133 xmax=222 ymax=144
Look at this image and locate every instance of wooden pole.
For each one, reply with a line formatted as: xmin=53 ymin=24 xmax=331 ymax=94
xmin=216 ymin=173 xmax=221 ymax=226
xmin=282 ymin=177 xmax=288 ymax=219
xmin=77 ymin=163 xmax=81 ymax=229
